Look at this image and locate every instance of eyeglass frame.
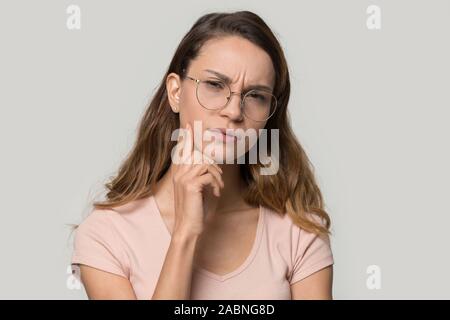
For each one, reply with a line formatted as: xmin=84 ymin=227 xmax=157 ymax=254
xmin=182 ymin=74 xmax=278 ymax=122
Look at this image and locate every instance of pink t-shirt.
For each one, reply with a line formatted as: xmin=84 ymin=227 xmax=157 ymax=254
xmin=71 ymin=194 xmax=334 ymax=299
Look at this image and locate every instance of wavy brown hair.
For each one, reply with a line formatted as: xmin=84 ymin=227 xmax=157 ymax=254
xmin=90 ymin=11 xmax=331 ymax=236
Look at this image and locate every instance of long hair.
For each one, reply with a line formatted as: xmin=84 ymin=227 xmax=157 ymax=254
xmin=90 ymin=11 xmax=331 ymax=236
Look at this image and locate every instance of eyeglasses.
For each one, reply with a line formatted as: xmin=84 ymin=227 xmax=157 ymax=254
xmin=184 ymin=75 xmax=277 ymax=122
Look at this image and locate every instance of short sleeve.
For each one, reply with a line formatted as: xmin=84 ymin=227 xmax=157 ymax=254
xmin=71 ymin=210 xmax=129 ymax=282
xmin=289 ymin=216 xmax=334 ymax=285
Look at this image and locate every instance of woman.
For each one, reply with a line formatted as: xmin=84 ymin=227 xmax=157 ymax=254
xmin=71 ymin=10 xmax=334 ymax=300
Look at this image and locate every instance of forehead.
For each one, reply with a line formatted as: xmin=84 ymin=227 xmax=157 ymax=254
xmin=189 ymin=36 xmax=275 ymax=87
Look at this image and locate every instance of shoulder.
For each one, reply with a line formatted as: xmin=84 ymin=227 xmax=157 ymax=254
xmin=262 ymin=206 xmax=333 ymax=284
xmin=263 ymin=205 xmax=308 ymax=238
xmin=76 ymin=195 xmax=154 ymax=233
xmin=75 ymin=208 xmax=122 ymax=237
xmin=71 ymin=196 xmax=156 ymax=280
xmin=71 ymin=208 xmax=131 ymax=279
xmin=262 ymin=206 xmax=333 ymax=262
xmin=73 ymin=208 xmax=124 ymax=254
xmin=263 ymin=206 xmax=330 ymax=240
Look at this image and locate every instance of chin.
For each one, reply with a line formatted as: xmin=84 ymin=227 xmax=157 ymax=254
xmin=201 ymin=140 xmax=249 ymax=165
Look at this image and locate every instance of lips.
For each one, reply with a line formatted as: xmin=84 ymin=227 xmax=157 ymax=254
xmin=208 ymin=128 xmax=240 ymax=141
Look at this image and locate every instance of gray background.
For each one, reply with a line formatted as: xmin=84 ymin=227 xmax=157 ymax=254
xmin=0 ymin=0 xmax=449 ymax=299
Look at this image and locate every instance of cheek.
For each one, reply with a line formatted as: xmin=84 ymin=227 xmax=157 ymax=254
xmin=249 ymin=123 xmax=267 ymax=148
xmin=178 ymin=92 xmax=212 ymax=153
xmin=178 ymin=91 xmax=207 ymax=126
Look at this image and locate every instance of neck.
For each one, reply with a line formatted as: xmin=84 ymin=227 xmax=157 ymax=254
xmin=156 ymin=162 xmax=250 ymax=217
xmin=215 ymin=163 xmax=247 ymax=213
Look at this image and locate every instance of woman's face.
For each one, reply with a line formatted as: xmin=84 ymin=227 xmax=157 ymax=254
xmin=167 ymin=35 xmax=276 ymax=164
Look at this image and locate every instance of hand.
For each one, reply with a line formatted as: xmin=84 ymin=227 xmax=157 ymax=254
xmin=171 ymin=122 xmax=225 ymax=237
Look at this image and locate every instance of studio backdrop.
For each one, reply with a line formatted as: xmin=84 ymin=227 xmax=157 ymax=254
xmin=0 ymin=0 xmax=449 ymax=299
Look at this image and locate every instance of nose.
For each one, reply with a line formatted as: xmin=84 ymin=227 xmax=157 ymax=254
xmin=220 ymin=91 xmax=244 ymax=121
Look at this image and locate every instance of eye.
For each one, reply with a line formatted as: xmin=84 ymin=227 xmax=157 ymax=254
xmin=248 ymin=92 xmax=267 ymax=101
xmin=205 ymin=80 xmax=225 ymax=89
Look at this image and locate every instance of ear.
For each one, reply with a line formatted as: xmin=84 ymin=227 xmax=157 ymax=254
xmin=166 ymin=72 xmax=182 ymax=113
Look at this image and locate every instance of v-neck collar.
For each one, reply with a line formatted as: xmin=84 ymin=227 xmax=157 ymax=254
xmin=150 ymin=194 xmax=265 ymax=282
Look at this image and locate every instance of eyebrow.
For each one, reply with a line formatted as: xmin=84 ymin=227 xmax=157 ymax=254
xmin=203 ymin=69 xmax=273 ymax=92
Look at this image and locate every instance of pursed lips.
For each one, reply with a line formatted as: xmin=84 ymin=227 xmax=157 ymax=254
xmin=207 ymin=128 xmax=241 ymax=141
